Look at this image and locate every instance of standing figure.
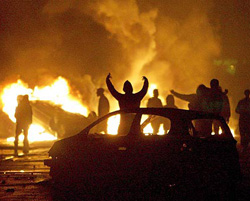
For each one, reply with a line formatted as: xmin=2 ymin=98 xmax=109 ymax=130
xmin=213 ymin=87 xmax=231 ymax=135
xmin=236 ymin=89 xmax=250 ymax=152
xmin=171 ymin=85 xmax=212 ymax=136
xmin=208 ymin=79 xmax=229 ymax=135
xmin=163 ymin=95 xmax=178 ymax=133
xmin=96 ymin=88 xmax=110 ymax=133
xmin=164 ymin=95 xmax=178 ymax=109
xmin=106 ymin=73 xmax=148 ymax=135
xmin=170 ymin=84 xmax=209 ymax=112
xmin=220 ymin=89 xmax=231 ymax=123
xmin=147 ymin=89 xmax=163 ymax=134
xmin=207 ymin=79 xmax=224 ymax=115
xmin=14 ymin=95 xmax=33 ymax=155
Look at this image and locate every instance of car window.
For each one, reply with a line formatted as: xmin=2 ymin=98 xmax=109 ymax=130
xmin=88 ymin=114 xmax=119 ymax=135
xmin=140 ymin=114 xmax=171 ymax=135
xmin=191 ymin=119 xmax=226 ymax=138
xmin=89 ymin=113 xmax=137 ymax=136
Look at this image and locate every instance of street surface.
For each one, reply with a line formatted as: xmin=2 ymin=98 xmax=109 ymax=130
xmin=1 ymin=138 xmax=250 ymax=200
xmin=0 ymin=139 xmax=53 ymax=201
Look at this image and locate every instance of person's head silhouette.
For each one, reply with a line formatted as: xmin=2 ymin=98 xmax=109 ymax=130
xmin=244 ymin=89 xmax=250 ymax=98
xmin=153 ymin=89 xmax=159 ymax=98
xmin=166 ymin=95 xmax=174 ymax=105
xmin=123 ymin=80 xmax=133 ymax=94
xmin=210 ymin=79 xmax=219 ymax=89
xmin=196 ymin=84 xmax=208 ymax=97
xmin=22 ymin=94 xmax=29 ymax=102
xmin=97 ymin=88 xmax=104 ymax=97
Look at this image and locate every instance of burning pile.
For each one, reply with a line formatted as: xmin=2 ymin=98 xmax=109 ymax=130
xmin=0 ymin=76 xmax=167 ymax=143
xmin=0 ymin=76 xmax=89 ymax=142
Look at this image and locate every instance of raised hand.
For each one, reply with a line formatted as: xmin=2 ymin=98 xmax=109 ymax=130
xmin=107 ymin=73 xmax=112 ymax=79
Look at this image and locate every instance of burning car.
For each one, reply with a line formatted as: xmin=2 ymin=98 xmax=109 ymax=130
xmin=45 ymin=108 xmax=241 ymax=200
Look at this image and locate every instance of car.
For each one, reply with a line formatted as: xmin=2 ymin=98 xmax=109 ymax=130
xmin=44 ymin=108 xmax=241 ymax=200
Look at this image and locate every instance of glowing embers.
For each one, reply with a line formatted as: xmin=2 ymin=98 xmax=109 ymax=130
xmin=211 ymin=128 xmax=235 ymax=137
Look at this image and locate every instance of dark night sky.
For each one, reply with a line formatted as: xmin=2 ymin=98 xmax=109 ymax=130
xmin=0 ymin=0 xmax=249 ymax=125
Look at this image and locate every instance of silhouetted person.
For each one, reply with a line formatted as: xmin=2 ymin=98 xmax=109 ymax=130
xmin=165 ymin=94 xmax=178 ymax=109
xmin=14 ymin=95 xmax=32 ymax=155
xmin=87 ymin=111 xmax=97 ymax=123
xmin=49 ymin=109 xmax=65 ymax=138
xmin=147 ymin=89 xmax=163 ymax=134
xmin=87 ymin=111 xmax=98 ymax=133
xmin=171 ymin=84 xmax=209 ymax=112
xmin=96 ymin=88 xmax=110 ymax=133
xmin=171 ymin=85 xmax=212 ymax=136
xmin=220 ymin=88 xmax=231 ymax=123
xmin=236 ymin=89 xmax=250 ymax=152
xmin=163 ymin=95 xmax=178 ymax=133
xmin=213 ymin=87 xmax=231 ymax=135
xmin=106 ymin=73 xmax=148 ymax=135
xmin=208 ymin=79 xmax=224 ymax=114
xmin=207 ymin=79 xmax=226 ymax=135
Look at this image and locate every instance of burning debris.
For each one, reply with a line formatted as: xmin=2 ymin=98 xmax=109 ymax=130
xmin=0 ymin=76 xmax=89 ymax=142
xmin=0 ymin=0 xmax=245 ymax=144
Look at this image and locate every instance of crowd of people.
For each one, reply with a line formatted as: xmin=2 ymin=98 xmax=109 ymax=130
xmin=13 ymin=73 xmax=250 ymax=155
xmin=103 ymin=74 xmax=249 ymax=151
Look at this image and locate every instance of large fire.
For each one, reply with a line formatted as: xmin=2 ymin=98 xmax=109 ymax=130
xmin=0 ymin=77 xmax=236 ymax=144
xmin=0 ymin=76 xmax=162 ymax=144
xmin=1 ymin=77 xmax=88 ymax=143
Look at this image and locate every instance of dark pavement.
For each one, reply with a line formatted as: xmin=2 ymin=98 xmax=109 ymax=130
xmin=0 ymin=140 xmax=53 ymax=201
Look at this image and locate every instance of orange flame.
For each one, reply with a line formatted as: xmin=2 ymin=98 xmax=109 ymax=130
xmin=1 ymin=76 xmax=89 ymax=142
xmin=33 ymin=77 xmax=88 ymax=116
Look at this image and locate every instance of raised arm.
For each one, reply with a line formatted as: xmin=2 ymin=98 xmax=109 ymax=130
xmin=106 ymin=73 xmax=122 ymax=100
xmin=170 ymin=90 xmax=196 ymax=102
xmin=136 ymin=76 xmax=149 ymax=99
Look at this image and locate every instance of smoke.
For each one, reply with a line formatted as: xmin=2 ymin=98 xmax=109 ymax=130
xmin=0 ymin=0 xmax=222 ymax=111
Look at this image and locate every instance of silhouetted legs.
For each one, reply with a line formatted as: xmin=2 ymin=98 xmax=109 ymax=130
xmin=239 ymin=121 xmax=250 ymax=152
xmin=213 ymin=120 xmax=220 ymax=135
xmin=151 ymin=120 xmax=161 ymax=135
xmin=23 ymin=127 xmax=29 ymax=154
xmin=14 ymin=124 xmax=29 ymax=156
